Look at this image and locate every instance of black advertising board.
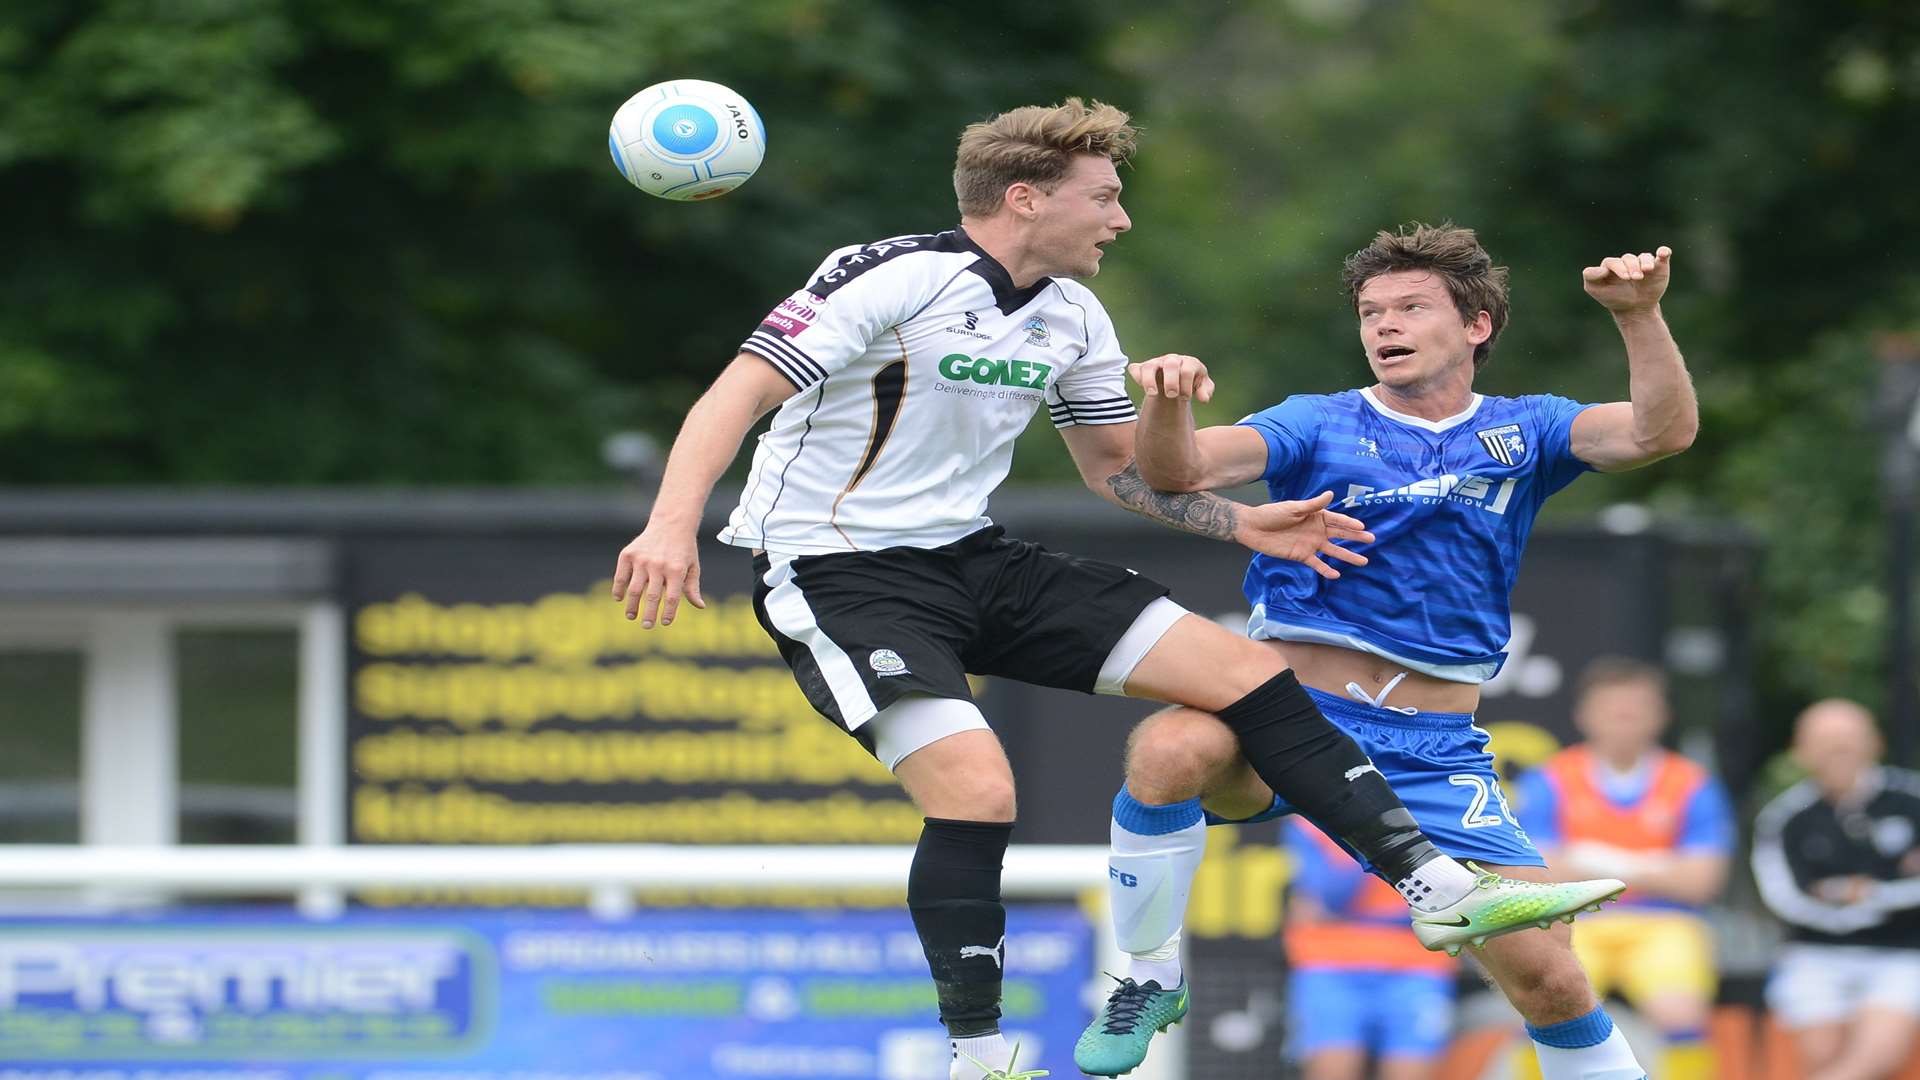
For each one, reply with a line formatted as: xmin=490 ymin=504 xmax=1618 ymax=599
xmin=343 ymin=534 xmax=921 ymax=850
xmin=341 ymin=519 xmax=1664 ymax=850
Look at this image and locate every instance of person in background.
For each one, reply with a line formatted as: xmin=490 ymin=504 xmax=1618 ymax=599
xmin=1513 ymin=657 xmax=1734 ymax=1080
xmin=1753 ymin=699 xmax=1920 ymax=1080
xmin=1284 ymin=818 xmax=1459 ymax=1080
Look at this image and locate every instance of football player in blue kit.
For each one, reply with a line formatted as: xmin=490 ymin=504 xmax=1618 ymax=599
xmin=1077 ymin=224 xmax=1695 ymax=1080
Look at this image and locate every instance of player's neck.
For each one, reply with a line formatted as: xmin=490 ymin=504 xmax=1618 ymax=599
xmin=1368 ymin=381 xmax=1476 ymax=422
xmin=959 ymin=217 xmax=1052 ymax=289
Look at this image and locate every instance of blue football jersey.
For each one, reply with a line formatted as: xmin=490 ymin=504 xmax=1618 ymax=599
xmin=1238 ymin=388 xmax=1595 ymax=681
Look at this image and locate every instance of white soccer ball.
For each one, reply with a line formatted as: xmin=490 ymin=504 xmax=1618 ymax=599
xmin=608 ymin=79 xmax=766 ymax=201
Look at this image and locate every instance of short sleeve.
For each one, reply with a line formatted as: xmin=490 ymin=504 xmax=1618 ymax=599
xmin=1047 ymin=294 xmax=1137 ymax=428
xmin=1235 ymin=396 xmax=1318 ymax=487
xmin=1528 ymin=394 xmax=1600 ymax=496
xmin=1510 ymin=768 xmax=1563 ymax=849
xmin=740 ymin=249 xmax=921 ymax=392
xmin=1676 ymin=778 xmax=1736 ymax=854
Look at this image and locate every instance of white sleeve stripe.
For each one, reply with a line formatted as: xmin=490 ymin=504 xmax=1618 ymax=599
xmin=1053 ymin=403 xmax=1136 ymax=419
xmin=1875 ymin=878 xmax=1920 ymax=911
xmin=745 ymin=332 xmax=829 ymax=384
xmin=1751 ymin=783 xmax=1885 ymax=934
xmin=746 ymin=347 xmax=809 ymax=387
xmin=1055 ymin=394 xmax=1133 ymax=406
xmin=746 ymin=330 xmax=829 ymax=382
xmin=743 ymin=343 xmax=816 ymax=389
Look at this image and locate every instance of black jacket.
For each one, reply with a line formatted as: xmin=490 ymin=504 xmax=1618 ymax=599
xmin=1752 ymin=767 xmax=1920 ymax=949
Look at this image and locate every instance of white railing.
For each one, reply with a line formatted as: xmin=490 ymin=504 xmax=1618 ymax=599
xmin=0 ymin=843 xmax=1108 ymax=895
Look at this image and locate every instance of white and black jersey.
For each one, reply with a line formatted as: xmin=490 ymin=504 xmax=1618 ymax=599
xmin=720 ymin=227 xmax=1136 ymax=556
xmin=1752 ymin=767 xmax=1920 ymax=949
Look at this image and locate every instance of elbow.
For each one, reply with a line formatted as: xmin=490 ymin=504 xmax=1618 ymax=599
xmin=1636 ymin=419 xmax=1698 ymax=461
xmin=1137 ymin=459 xmax=1207 ymax=493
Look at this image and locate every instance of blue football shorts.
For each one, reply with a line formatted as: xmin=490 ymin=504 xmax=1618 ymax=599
xmin=1289 ymin=967 xmax=1457 ymax=1059
xmin=1208 ymin=686 xmax=1544 ymax=870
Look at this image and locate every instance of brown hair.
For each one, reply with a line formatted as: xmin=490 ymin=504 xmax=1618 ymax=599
xmin=954 ymin=98 xmax=1138 ymax=218
xmin=1341 ymin=222 xmax=1510 ymax=369
xmin=1575 ymin=656 xmax=1668 ymax=702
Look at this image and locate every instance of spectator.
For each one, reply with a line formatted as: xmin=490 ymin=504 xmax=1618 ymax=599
xmin=1513 ymin=657 xmax=1734 ymax=1079
xmin=1283 ymin=818 xmax=1458 ymax=1080
xmin=1753 ymin=698 xmax=1920 ymax=1080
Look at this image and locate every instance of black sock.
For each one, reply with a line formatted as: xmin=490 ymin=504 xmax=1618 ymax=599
xmin=908 ymin=817 xmax=1013 ymax=1039
xmin=1214 ymin=670 xmax=1441 ymax=882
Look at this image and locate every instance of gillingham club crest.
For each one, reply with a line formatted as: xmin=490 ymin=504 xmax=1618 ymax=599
xmin=1476 ymin=423 xmax=1527 ymax=466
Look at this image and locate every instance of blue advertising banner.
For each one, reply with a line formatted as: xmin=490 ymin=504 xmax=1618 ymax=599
xmin=0 ymin=905 xmax=1092 ymax=1079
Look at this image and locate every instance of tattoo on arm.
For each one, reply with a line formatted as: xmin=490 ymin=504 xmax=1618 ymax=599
xmin=1105 ymin=460 xmax=1240 ymax=540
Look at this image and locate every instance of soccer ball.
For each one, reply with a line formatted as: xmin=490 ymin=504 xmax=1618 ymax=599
xmin=608 ymin=79 xmax=766 ymax=201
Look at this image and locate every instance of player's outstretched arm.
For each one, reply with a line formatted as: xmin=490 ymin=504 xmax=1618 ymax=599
xmin=1060 ymin=422 xmax=1373 ymax=579
xmin=1569 ymin=247 xmax=1700 ymax=473
xmin=613 ymin=353 xmax=795 ymax=628
xmin=1129 ymin=354 xmax=1269 ymax=491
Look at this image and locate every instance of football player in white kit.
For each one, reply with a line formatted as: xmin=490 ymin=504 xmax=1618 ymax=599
xmin=613 ymin=99 xmax=1622 ymax=1080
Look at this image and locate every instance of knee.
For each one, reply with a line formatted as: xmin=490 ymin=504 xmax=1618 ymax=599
xmin=1125 ymin=708 xmax=1240 ymax=801
xmin=896 ymin=727 xmax=1015 ymax=822
xmin=952 ymin=771 xmax=1016 ymax=822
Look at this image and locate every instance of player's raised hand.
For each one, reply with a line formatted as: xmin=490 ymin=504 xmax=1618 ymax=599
xmin=612 ymin=526 xmax=705 ymax=628
xmin=1582 ymin=246 xmax=1672 ymax=315
xmin=1128 ymin=354 xmax=1215 ymax=402
xmin=1235 ymin=491 xmax=1373 ymax=580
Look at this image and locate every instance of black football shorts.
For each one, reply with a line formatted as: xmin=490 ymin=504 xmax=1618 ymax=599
xmin=750 ymin=526 xmax=1170 ymax=757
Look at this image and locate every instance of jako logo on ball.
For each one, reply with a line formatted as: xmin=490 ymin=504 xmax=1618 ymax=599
xmin=609 ymin=79 xmax=765 ymax=201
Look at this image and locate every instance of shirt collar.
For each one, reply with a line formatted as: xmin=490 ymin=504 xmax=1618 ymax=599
xmin=955 ymin=226 xmax=1055 ymax=315
xmin=1359 ymin=386 xmax=1484 ymax=432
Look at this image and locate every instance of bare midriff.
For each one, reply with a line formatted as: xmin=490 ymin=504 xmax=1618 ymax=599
xmin=1259 ymin=639 xmax=1483 ymax=715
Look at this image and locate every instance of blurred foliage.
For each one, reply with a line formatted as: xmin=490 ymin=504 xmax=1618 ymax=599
xmin=2 ymin=0 xmax=1919 ymax=726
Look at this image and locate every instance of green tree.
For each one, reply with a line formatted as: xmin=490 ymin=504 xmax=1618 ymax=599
xmin=0 ymin=0 xmax=1139 ymax=480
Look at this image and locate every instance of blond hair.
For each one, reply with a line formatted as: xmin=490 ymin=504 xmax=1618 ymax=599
xmin=1342 ymin=222 xmax=1511 ymax=369
xmin=953 ymin=98 xmax=1138 ymax=218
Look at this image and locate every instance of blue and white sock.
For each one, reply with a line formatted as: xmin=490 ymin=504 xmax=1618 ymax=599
xmin=1526 ymin=1007 xmax=1646 ymax=1080
xmin=1108 ymin=785 xmax=1206 ymax=989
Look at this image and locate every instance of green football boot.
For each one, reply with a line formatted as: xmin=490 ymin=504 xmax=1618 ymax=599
xmin=1410 ymin=863 xmax=1626 ymax=956
xmin=1073 ymin=975 xmax=1189 ymax=1078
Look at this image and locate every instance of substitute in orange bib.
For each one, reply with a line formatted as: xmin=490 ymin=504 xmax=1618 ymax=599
xmin=1512 ymin=658 xmax=1733 ymax=1080
xmin=1285 ymin=819 xmax=1460 ymax=1080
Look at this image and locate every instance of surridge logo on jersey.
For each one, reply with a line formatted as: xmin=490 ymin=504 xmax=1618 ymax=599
xmin=944 ymin=311 xmax=990 ymax=340
xmin=1022 ymin=316 xmax=1051 ymax=347
xmin=937 ymin=352 xmax=1052 ymax=389
xmin=1476 ymin=423 xmax=1528 ymax=466
xmin=869 ymin=649 xmax=910 ymax=677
